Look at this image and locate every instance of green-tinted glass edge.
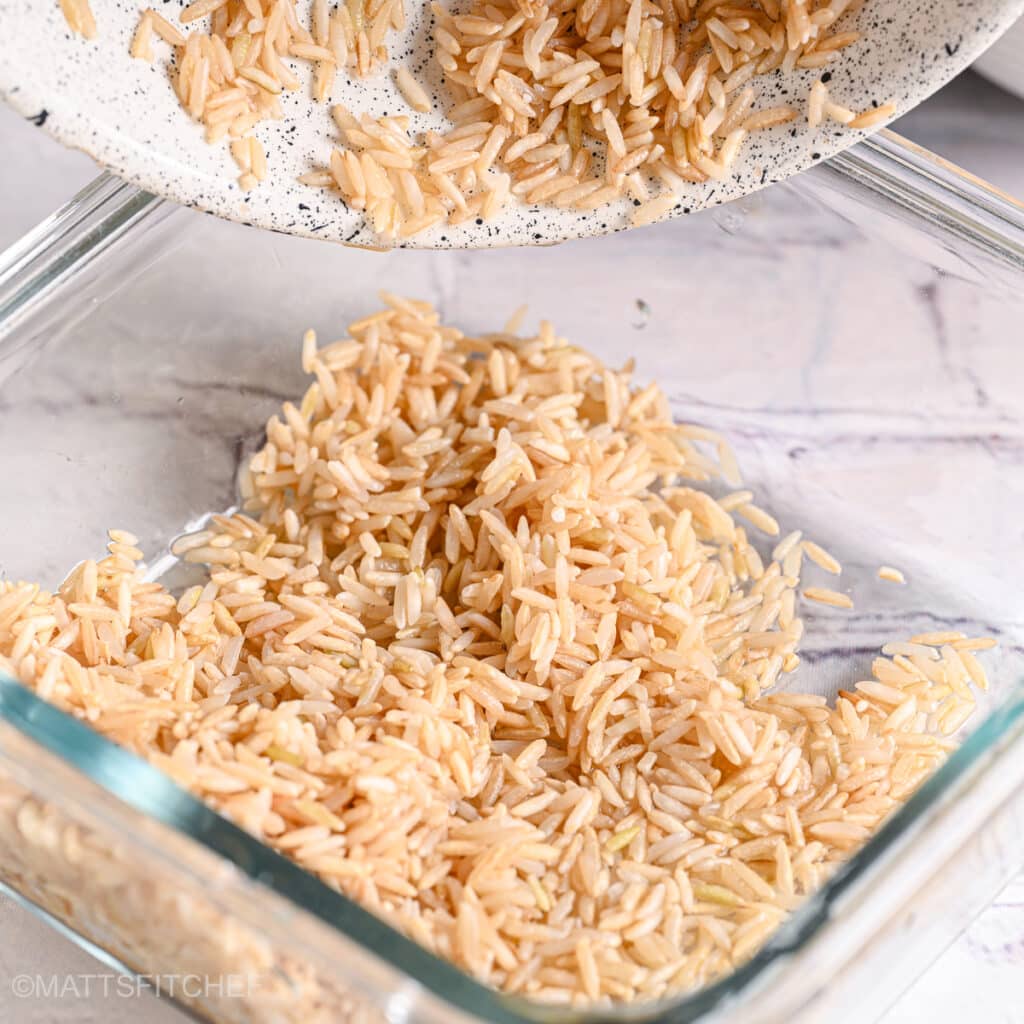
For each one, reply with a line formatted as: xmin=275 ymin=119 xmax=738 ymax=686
xmin=1 ymin=671 xmax=1022 ymax=1023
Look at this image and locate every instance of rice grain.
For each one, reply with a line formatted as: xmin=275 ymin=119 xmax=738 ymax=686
xmin=877 ymin=565 xmax=906 ymax=584
xmin=60 ymin=0 xmax=96 ymax=38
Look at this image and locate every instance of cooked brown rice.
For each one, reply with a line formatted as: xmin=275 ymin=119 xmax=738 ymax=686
xmin=312 ymin=0 xmax=884 ymax=238
xmin=124 ymin=1 xmax=892 ymax=238
xmin=132 ymin=0 xmax=406 ymax=190
xmin=801 ymin=539 xmax=841 ymax=575
xmin=61 ymin=0 xmax=96 ymax=39
xmin=802 ymin=586 xmax=854 ymax=609
xmin=0 ymin=296 xmax=980 ymax=1007
xmin=877 ymin=565 xmax=906 ymax=585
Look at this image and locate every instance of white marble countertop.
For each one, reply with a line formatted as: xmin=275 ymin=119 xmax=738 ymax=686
xmin=0 ymin=69 xmax=1023 ymax=1024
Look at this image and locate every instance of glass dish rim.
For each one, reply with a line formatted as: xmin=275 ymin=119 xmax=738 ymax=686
xmin=2 ymin=129 xmax=1024 ymax=1021
xmin=1 ymin=671 xmax=1022 ymax=1024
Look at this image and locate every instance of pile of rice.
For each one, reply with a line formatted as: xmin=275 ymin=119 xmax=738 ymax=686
xmin=0 ymin=296 xmax=988 ymax=1006
xmin=131 ymin=0 xmax=406 ymax=191
xmin=372 ymin=0 xmax=888 ymax=232
xmin=117 ymin=1 xmax=892 ymax=237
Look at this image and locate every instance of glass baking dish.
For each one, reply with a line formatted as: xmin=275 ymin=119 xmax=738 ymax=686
xmin=0 ymin=131 xmax=1023 ymax=1024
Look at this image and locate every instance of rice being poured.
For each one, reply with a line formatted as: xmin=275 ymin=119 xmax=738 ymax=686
xmin=120 ymin=0 xmax=892 ymax=238
xmin=0 ymin=296 xmax=989 ymax=1006
xmin=303 ymin=0 xmax=889 ymax=237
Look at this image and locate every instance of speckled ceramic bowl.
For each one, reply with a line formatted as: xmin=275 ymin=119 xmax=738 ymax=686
xmin=975 ymin=15 xmax=1024 ymax=100
xmin=0 ymin=0 xmax=1021 ymax=248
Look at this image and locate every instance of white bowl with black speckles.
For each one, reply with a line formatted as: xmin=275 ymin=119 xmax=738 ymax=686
xmin=975 ymin=14 xmax=1024 ymax=100
xmin=0 ymin=0 xmax=1021 ymax=249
